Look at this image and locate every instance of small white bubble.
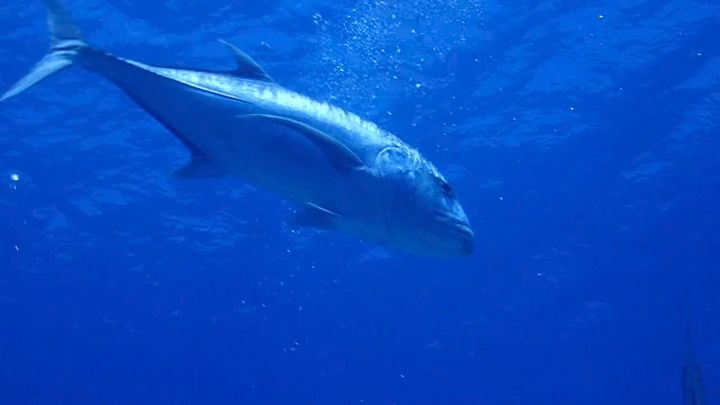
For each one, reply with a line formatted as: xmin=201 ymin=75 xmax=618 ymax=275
xmin=499 ymin=196 xmax=504 ymax=201
xmin=415 ymin=83 xmax=422 ymax=88
xmin=697 ymin=52 xmax=703 ymax=57
xmin=10 ymin=173 xmax=20 ymax=182
xmin=14 ymin=245 xmax=20 ymax=252
xmin=400 ymin=374 xmax=406 ymax=379
xmin=598 ymin=14 xmax=604 ymax=19
xmin=298 ymin=306 xmax=303 ymax=312
xmin=569 ymin=106 xmax=575 ymax=111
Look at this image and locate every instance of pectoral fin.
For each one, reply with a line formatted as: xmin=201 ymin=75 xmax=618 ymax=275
xmin=293 ymin=203 xmax=342 ymax=230
xmin=237 ymin=114 xmax=365 ymax=173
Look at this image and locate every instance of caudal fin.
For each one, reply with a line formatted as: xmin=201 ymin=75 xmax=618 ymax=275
xmin=1 ymin=0 xmax=87 ymax=102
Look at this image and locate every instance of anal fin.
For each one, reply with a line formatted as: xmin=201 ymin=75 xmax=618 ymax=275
xmin=174 ymin=153 xmax=228 ymax=179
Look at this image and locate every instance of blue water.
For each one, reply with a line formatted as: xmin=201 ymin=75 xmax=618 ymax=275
xmin=1 ymin=0 xmax=718 ymax=403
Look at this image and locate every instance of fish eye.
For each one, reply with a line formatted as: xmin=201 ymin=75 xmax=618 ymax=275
xmin=440 ymin=181 xmax=455 ymax=197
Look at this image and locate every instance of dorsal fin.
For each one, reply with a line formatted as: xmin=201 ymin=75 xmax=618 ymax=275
xmin=218 ymin=40 xmax=273 ymax=82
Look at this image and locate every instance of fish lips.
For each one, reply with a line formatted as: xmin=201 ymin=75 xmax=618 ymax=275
xmin=450 ymin=223 xmax=475 ymax=256
xmin=432 ymin=214 xmax=475 ymax=257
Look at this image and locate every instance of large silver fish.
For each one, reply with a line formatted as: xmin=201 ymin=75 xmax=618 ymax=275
xmin=3 ymin=0 xmax=474 ymax=257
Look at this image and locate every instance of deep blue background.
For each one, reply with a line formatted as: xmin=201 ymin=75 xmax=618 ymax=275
xmin=1 ymin=0 xmax=719 ymax=404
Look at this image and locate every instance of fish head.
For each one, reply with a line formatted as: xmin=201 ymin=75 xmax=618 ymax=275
xmin=374 ymin=145 xmax=474 ymax=257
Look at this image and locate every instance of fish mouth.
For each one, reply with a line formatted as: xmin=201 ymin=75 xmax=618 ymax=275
xmin=434 ymin=213 xmax=475 ymax=256
xmin=452 ymin=223 xmax=474 ymax=238
xmin=451 ymin=223 xmax=475 ymax=256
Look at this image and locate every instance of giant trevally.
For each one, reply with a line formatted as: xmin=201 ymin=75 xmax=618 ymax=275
xmin=2 ymin=0 xmax=474 ymax=257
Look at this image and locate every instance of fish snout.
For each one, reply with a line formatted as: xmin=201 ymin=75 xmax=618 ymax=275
xmin=451 ymin=222 xmax=475 ymax=257
xmin=433 ymin=212 xmax=475 ymax=257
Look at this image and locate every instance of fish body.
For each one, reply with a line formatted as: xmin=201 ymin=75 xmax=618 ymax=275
xmin=3 ymin=0 xmax=474 ymax=257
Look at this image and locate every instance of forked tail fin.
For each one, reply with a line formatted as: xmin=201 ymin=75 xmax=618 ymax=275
xmin=1 ymin=0 xmax=87 ymax=102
